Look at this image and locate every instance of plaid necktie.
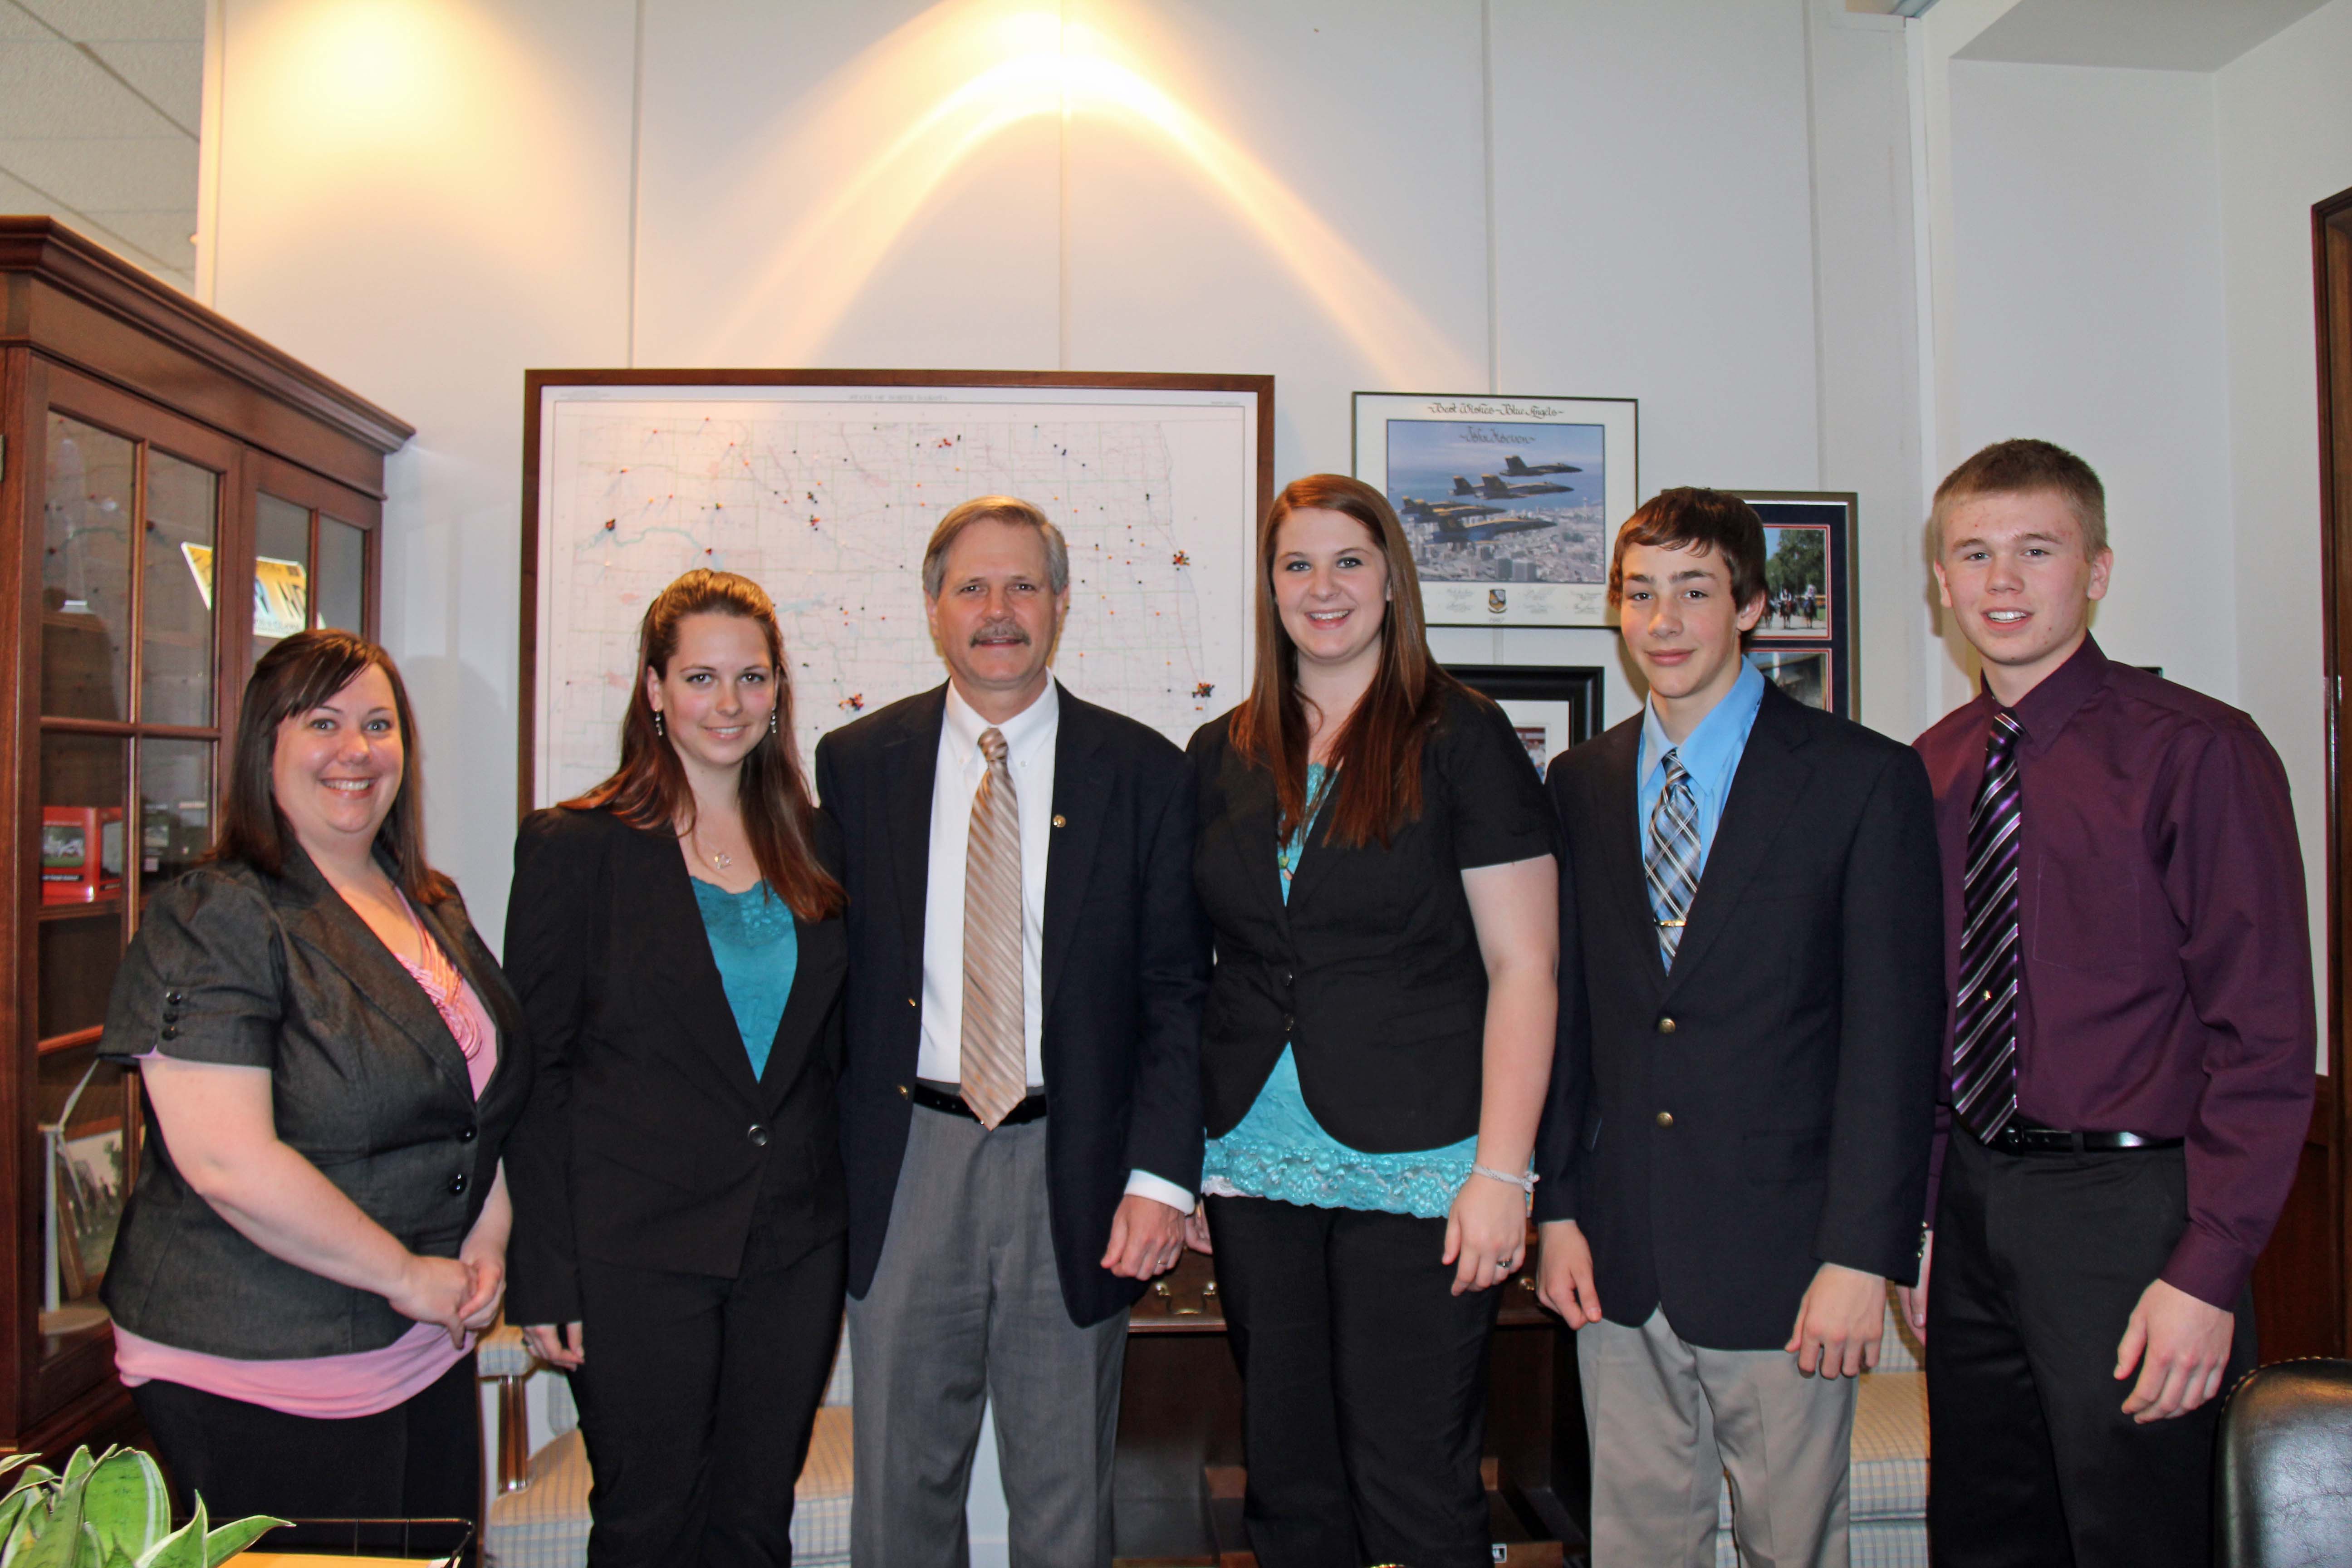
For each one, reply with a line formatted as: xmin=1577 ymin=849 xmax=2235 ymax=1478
xmin=1952 ymin=712 xmax=2024 ymax=1140
xmin=960 ymin=727 xmax=1025 ymax=1129
xmin=1644 ymin=751 xmax=1700 ymax=970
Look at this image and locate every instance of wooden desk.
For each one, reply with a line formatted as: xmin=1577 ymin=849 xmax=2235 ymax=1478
xmin=1112 ymin=1246 xmax=1589 ymax=1565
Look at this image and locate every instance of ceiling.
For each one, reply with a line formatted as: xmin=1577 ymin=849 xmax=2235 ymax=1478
xmin=1957 ymin=0 xmax=2334 ymax=71
xmin=0 ymin=0 xmax=202 ymax=293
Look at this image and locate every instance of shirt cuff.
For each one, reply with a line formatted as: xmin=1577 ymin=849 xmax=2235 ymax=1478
xmin=2160 ymin=1224 xmax=2256 ymax=1313
xmin=1124 ymin=1170 xmax=1196 ymax=1215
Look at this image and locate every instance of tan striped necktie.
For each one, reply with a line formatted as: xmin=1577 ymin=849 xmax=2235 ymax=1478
xmin=960 ymin=727 xmax=1025 ymax=1128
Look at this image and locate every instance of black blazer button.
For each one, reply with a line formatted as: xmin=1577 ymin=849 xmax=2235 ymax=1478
xmin=449 ymin=1172 xmax=470 ymax=1196
xmin=456 ymin=1126 xmax=478 ymax=1143
xmin=1657 ymin=1017 xmax=1677 ymax=1035
xmin=164 ymin=990 xmax=185 ymax=1006
xmin=1283 ymin=1015 xmax=1295 ymax=1034
xmin=1656 ymin=1111 xmax=1675 ymax=1129
xmin=899 ymin=1085 xmax=911 ymax=1099
xmin=748 ymin=1124 xmax=771 ymax=1147
xmin=159 ymin=1024 xmax=180 ymax=1041
xmin=1281 ymin=970 xmax=1294 ymax=988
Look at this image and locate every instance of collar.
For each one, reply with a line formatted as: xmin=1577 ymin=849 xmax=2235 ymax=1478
xmin=943 ymin=677 xmax=1059 ymax=769
xmin=1984 ymin=633 xmax=2108 ymax=752
xmin=1640 ymin=658 xmax=1766 ymax=789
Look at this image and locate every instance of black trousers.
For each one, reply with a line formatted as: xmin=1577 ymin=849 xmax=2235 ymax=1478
xmin=571 ymin=1232 xmax=846 ymax=1568
xmin=1205 ymin=1195 xmax=1501 ymax=1568
xmin=1926 ymin=1128 xmax=2255 ymax=1568
xmin=133 ymin=1352 xmax=479 ymax=1555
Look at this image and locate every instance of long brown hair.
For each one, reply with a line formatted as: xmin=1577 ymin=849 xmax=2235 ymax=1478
xmin=214 ymin=628 xmax=455 ymax=903
xmin=568 ymin=569 xmax=843 ymax=921
xmin=1230 ymin=474 xmax=1468 ymax=848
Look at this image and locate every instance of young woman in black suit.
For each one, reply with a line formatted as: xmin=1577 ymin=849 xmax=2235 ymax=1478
xmin=505 ymin=569 xmax=848 ymax=1568
xmin=1184 ymin=475 xmax=1560 ymax=1568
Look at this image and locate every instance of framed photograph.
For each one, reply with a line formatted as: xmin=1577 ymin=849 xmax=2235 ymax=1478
xmin=1353 ymin=392 xmax=1637 ymax=629
xmin=520 ymin=371 xmax=1274 ymax=810
xmin=1731 ymin=490 xmax=1856 ymax=719
xmin=1446 ymin=665 xmax=1605 ymax=777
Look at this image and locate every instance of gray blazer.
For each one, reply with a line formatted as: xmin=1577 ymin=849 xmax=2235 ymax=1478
xmin=98 ymin=846 xmax=530 ymax=1360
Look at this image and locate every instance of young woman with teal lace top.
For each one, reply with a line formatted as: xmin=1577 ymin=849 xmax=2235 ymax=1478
xmin=1185 ymin=475 xmax=1559 ymax=1568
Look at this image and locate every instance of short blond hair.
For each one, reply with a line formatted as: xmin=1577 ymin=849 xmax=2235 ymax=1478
xmin=921 ymin=496 xmax=1069 ymax=597
xmin=1931 ymin=439 xmax=2107 ymax=558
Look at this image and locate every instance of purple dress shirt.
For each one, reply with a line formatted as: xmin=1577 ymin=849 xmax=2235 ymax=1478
xmin=1914 ymin=636 xmax=2315 ymax=1309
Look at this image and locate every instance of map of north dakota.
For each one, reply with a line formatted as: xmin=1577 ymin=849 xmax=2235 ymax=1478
xmin=535 ymin=393 xmax=1255 ymax=806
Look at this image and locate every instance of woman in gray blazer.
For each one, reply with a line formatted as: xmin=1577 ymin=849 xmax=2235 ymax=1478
xmin=98 ymin=630 xmax=530 ymax=1535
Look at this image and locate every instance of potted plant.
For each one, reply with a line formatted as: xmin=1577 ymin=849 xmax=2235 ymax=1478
xmin=0 ymin=1446 xmax=283 ymax=1568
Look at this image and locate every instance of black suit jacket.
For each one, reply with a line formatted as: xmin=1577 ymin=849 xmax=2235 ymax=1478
xmin=99 ymin=848 xmax=530 ymax=1358
xmin=502 ymin=806 xmax=848 ymax=1325
xmin=814 ymin=682 xmax=1210 ymax=1328
xmin=1189 ymin=688 xmax=1557 ymax=1151
xmin=1533 ymin=683 xmax=1945 ymax=1349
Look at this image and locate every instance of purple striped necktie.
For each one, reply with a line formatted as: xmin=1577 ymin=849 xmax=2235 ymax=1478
xmin=1952 ymin=711 xmax=2024 ymax=1140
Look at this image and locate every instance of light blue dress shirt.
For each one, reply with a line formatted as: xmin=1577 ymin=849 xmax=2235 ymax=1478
xmin=1636 ymin=660 xmax=1767 ymax=872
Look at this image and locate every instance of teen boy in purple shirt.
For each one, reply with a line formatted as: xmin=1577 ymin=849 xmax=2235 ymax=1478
xmin=1909 ymin=439 xmax=2314 ymax=1567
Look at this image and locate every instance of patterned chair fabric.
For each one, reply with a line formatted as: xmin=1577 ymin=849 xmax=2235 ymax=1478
xmin=1713 ymin=1298 xmax=1929 ymax=1568
xmin=479 ymin=1326 xmax=854 ymax=1568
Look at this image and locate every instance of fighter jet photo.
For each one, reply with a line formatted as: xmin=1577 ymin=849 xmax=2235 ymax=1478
xmin=1401 ymin=495 xmax=1507 ymax=524
xmin=1430 ymin=512 xmax=1558 ymax=546
xmin=1458 ymin=473 xmax=1577 ymax=500
xmin=1500 ymin=455 xmax=1583 ymax=478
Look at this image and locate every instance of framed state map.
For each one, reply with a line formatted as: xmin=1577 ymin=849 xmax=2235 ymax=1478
xmin=519 ymin=371 xmax=1273 ymax=810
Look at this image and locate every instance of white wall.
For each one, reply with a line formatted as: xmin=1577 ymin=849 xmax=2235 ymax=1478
xmin=1942 ymin=59 xmax=2235 ymax=698
xmin=2216 ymin=0 xmax=2352 ymax=1012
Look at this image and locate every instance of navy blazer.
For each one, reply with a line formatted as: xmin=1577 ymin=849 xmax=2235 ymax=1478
xmin=1534 ymin=683 xmax=1945 ymax=1349
xmin=814 ymin=682 xmax=1210 ymax=1328
xmin=502 ymin=806 xmax=848 ymax=1326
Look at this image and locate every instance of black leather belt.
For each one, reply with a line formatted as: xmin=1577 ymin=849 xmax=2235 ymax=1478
xmin=1977 ymin=1118 xmax=2182 ymax=1156
xmin=911 ymin=1082 xmax=1049 ymax=1126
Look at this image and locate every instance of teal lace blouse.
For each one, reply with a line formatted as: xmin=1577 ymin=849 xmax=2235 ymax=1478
xmin=691 ymin=878 xmax=799 ymax=1079
xmin=1199 ymin=766 xmax=1480 ymax=1219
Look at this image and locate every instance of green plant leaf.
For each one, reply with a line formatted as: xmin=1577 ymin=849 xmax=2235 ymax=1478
xmin=54 ymin=1455 xmax=90 ymax=1492
xmin=80 ymin=1452 xmax=167 ymax=1561
xmin=11 ymin=1462 xmax=87 ymax=1568
xmin=74 ymin=1520 xmax=103 ymax=1568
xmin=196 ymin=1519 xmax=280 ymax=1568
xmin=0 ymin=1456 xmax=44 ymax=1496
xmin=127 ymin=1501 xmax=200 ymax=1568
xmin=103 ymin=1544 xmax=136 ymax=1568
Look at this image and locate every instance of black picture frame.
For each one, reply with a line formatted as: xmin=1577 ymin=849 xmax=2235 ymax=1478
xmin=1446 ymin=665 xmax=1606 ymax=775
xmin=1730 ymin=489 xmax=1857 ymax=719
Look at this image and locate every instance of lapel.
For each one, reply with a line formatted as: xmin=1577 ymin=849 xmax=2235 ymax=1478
xmin=1042 ymin=686 xmax=1109 ymax=1020
xmin=760 ymin=904 xmax=846 ymax=1110
xmin=274 ymin=846 xmax=473 ymax=1101
xmin=882 ymin=686 xmax=946 ymax=991
xmin=1218 ymin=745 xmax=1292 ymax=939
xmin=632 ymin=825 xmax=765 ymax=1106
xmin=1276 ymin=769 xmax=1345 ymax=916
xmin=1661 ymin=685 xmax=1814 ymax=992
xmin=1589 ymin=717 xmax=1667 ymax=995
xmin=415 ymin=895 xmax=521 ymax=1098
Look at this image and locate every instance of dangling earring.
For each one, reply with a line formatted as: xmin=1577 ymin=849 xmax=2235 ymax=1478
xmin=769 ymin=710 xmax=779 ymax=736
xmin=654 ymin=711 xmax=666 ymax=738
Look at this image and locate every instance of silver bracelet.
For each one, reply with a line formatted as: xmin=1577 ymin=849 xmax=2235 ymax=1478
xmin=1471 ymin=1163 xmax=1538 ymax=1195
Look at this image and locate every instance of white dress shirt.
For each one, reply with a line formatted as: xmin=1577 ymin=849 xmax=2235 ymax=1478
xmin=918 ymin=681 xmax=1193 ymax=1215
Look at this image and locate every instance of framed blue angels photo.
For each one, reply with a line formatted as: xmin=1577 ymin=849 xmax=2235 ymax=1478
xmin=1353 ymin=392 xmax=1637 ymax=628
xmin=1730 ymin=489 xmax=1857 ymax=719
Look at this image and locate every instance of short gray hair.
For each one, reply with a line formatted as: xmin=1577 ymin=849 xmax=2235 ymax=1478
xmin=921 ymin=496 xmax=1070 ymax=598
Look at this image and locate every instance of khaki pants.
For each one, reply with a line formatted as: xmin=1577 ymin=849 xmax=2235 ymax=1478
xmin=1579 ymin=1308 xmax=1856 ymax=1568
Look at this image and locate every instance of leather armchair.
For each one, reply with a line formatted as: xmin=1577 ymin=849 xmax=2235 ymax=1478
xmin=2217 ymin=1358 xmax=2352 ymax=1568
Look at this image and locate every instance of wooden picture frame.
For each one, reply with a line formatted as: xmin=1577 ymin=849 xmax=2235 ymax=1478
xmin=518 ymin=370 xmax=1276 ymax=811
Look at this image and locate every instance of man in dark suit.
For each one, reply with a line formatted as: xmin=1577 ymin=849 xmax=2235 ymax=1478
xmin=1534 ymin=489 xmax=1944 ymax=1567
xmin=813 ymin=496 xmax=1209 ymax=1568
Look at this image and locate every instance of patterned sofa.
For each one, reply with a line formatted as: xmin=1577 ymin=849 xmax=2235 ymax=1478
xmin=477 ymin=1327 xmax=854 ymax=1568
xmin=1713 ymin=1300 xmax=1928 ymax=1567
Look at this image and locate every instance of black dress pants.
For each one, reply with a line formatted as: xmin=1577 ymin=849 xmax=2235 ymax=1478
xmin=1926 ymin=1129 xmax=2255 ymax=1568
xmin=1205 ymin=1195 xmax=1501 ymax=1568
xmin=133 ymin=1353 xmax=479 ymax=1556
xmin=571 ymin=1233 xmax=847 ymax=1568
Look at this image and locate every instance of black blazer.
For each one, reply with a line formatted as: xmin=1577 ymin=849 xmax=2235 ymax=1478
xmin=98 ymin=848 xmax=530 ymax=1359
xmin=1189 ymin=688 xmax=1556 ymax=1152
xmin=1533 ymin=683 xmax=1945 ymax=1349
xmin=813 ymin=683 xmax=1210 ymax=1328
xmin=502 ymin=805 xmax=848 ymax=1326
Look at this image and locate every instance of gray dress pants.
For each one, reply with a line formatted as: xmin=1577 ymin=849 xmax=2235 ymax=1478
xmin=847 ymin=1107 xmax=1128 ymax=1568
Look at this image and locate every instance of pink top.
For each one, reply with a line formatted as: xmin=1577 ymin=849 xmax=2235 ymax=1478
xmin=116 ymin=906 xmax=500 ymax=1419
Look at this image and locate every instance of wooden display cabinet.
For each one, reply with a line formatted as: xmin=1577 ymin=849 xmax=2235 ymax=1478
xmin=0 ymin=218 xmax=410 ymax=1455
